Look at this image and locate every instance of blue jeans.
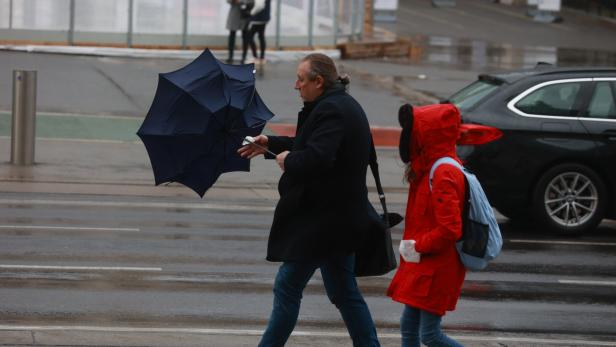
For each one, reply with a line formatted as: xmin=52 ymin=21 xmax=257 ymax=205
xmin=258 ymin=254 xmax=380 ymax=347
xmin=401 ymin=305 xmax=464 ymax=347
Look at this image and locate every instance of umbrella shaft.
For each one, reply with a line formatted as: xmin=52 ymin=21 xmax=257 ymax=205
xmin=252 ymin=142 xmax=276 ymax=157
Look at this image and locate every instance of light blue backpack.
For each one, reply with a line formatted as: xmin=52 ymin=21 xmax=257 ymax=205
xmin=429 ymin=157 xmax=503 ymax=271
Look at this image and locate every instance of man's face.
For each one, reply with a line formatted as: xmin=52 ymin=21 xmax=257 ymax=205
xmin=295 ymin=61 xmax=323 ymax=102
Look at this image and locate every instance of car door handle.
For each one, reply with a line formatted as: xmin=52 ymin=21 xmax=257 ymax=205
xmin=603 ymin=129 xmax=616 ymax=141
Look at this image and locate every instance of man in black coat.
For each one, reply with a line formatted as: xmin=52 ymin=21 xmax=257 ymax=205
xmin=238 ymin=53 xmax=381 ymax=347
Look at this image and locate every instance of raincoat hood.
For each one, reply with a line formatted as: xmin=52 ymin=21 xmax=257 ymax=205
xmin=404 ymin=103 xmax=461 ymax=179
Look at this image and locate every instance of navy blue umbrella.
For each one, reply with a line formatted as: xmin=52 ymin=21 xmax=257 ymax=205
xmin=137 ymin=49 xmax=274 ymax=197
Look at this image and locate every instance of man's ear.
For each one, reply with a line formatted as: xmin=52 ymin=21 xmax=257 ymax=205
xmin=315 ymin=75 xmax=325 ymax=89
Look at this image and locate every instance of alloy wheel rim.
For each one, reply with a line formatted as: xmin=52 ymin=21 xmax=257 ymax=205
xmin=544 ymin=171 xmax=598 ymax=228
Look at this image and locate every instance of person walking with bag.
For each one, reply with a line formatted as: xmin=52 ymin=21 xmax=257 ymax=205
xmin=387 ymin=103 xmax=466 ymax=347
xmin=238 ymin=53 xmax=381 ymax=347
xmin=241 ymin=0 xmax=270 ymax=66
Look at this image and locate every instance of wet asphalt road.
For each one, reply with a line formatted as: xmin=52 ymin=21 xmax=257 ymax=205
xmin=385 ymin=0 xmax=616 ymax=53
xmin=0 ymin=191 xmax=615 ymax=344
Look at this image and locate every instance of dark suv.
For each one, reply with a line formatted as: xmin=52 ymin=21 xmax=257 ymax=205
xmin=450 ymin=66 xmax=616 ymax=234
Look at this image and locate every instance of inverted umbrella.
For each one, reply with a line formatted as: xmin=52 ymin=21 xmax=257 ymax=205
xmin=137 ymin=49 xmax=274 ymax=197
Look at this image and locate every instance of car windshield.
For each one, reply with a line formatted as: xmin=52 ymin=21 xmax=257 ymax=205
xmin=449 ymin=80 xmax=500 ymax=112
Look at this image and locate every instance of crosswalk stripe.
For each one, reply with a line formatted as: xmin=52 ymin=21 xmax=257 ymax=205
xmin=0 ymin=225 xmax=139 ymax=232
xmin=509 ymin=239 xmax=616 ymax=247
xmin=0 ymin=198 xmax=274 ymax=212
xmin=0 ymin=265 xmax=162 ymax=271
xmin=558 ymin=279 xmax=616 ymax=287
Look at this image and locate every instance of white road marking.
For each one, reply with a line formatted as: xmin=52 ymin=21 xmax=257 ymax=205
xmin=0 ymin=265 xmax=162 ymax=272
xmin=458 ymin=335 xmax=616 ymax=346
xmin=0 ymin=135 xmax=140 ymax=144
xmin=558 ymin=280 xmax=616 ymax=287
xmin=509 ymin=239 xmax=616 ymax=247
xmin=41 ymin=137 xmax=141 ymax=144
xmin=0 ymin=198 xmax=275 ymax=212
xmin=0 ymin=110 xmax=138 ymax=120
xmin=0 ymin=325 xmax=614 ymax=345
xmin=0 ymin=225 xmax=139 ymax=232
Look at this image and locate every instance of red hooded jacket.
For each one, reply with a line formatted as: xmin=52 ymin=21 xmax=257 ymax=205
xmin=387 ymin=104 xmax=466 ymax=316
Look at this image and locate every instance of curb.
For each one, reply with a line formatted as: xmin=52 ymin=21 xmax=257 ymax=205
xmin=0 ymin=44 xmax=340 ymax=61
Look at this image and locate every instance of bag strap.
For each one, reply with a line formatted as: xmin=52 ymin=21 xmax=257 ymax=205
xmin=369 ymin=139 xmax=390 ymax=227
xmin=429 ymin=157 xmax=471 ymax=239
xmin=429 ymin=157 xmax=463 ymax=191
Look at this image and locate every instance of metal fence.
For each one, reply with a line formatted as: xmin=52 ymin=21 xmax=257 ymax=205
xmin=0 ymin=0 xmax=364 ymax=48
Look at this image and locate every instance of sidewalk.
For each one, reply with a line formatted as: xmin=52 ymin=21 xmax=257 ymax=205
xmin=0 ymin=44 xmax=340 ymax=62
xmin=0 ymin=111 xmax=410 ymax=205
xmin=5 ymin=325 xmax=615 ymax=347
xmin=0 ymin=46 xmax=432 ymax=204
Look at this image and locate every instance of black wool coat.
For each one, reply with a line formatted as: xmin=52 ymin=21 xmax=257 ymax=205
xmin=266 ymin=85 xmax=374 ymax=262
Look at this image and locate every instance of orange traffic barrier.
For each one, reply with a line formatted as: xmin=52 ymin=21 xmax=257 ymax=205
xmin=267 ymin=124 xmax=401 ymax=148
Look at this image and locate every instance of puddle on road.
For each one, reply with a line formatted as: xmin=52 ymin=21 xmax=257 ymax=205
xmin=388 ymin=35 xmax=616 ymax=70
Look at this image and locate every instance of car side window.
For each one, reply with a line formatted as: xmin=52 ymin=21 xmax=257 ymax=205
xmin=449 ymin=80 xmax=500 ymax=112
xmin=586 ymin=81 xmax=616 ymax=119
xmin=515 ymin=82 xmax=582 ymax=117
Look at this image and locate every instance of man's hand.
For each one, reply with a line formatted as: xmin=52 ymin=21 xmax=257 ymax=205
xmin=276 ymin=151 xmax=289 ymax=171
xmin=237 ymin=135 xmax=269 ymax=159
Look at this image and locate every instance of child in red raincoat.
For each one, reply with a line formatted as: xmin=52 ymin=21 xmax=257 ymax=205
xmin=387 ymin=103 xmax=466 ymax=347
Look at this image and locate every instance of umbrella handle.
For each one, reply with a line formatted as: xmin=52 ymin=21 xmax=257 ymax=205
xmin=243 ymin=136 xmax=277 ymax=157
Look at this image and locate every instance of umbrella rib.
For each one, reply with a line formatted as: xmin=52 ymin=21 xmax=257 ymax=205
xmin=165 ymin=73 xmax=230 ymax=117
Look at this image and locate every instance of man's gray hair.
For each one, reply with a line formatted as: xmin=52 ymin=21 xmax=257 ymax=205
xmin=302 ymin=53 xmax=350 ymax=89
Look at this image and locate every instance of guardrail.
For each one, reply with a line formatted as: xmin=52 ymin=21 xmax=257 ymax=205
xmin=0 ymin=0 xmax=364 ymax=48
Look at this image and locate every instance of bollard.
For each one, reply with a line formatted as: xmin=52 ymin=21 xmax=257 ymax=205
xmin=11 ymin=70 xmax=37 ymax=166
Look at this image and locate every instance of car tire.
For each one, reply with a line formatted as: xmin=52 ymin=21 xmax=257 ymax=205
xmin=532 ymin=163 xmax=606 ymax=235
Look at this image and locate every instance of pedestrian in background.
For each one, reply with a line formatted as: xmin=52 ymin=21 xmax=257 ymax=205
xmin=241 ymin=0 xmax=270 ymax=66
xmin=238 ymin=53 xmax=381 ymax=347
xmin=387 ymin=103 xmax=466 ymax=347
xmin=225 ymin=0 xmax=249 ymax=63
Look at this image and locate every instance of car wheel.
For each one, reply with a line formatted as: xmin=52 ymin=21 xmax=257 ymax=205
xmin=532 ymin=163 xmax=606 ymax=235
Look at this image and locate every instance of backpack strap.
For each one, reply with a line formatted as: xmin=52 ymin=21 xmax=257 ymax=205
xmin=429 ymin=157 xmax=463 ymax=191
xmin=429 ymin=156 xmax=471 ymax=243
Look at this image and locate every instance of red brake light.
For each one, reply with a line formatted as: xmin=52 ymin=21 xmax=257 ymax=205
xmin=458 ymin=124 xmax=503 ymax=145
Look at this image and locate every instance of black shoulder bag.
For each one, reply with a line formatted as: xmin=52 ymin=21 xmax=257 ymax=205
xmin=354 ymin=141 xmax=402 ymax=277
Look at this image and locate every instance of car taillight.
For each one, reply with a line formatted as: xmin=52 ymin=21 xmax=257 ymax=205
xmin=458 ymin=124 xmax=503 ymax=145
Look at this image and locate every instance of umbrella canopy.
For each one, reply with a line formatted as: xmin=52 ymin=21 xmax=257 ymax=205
xmin=137 ymin=49 xmax=274 ymax=197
